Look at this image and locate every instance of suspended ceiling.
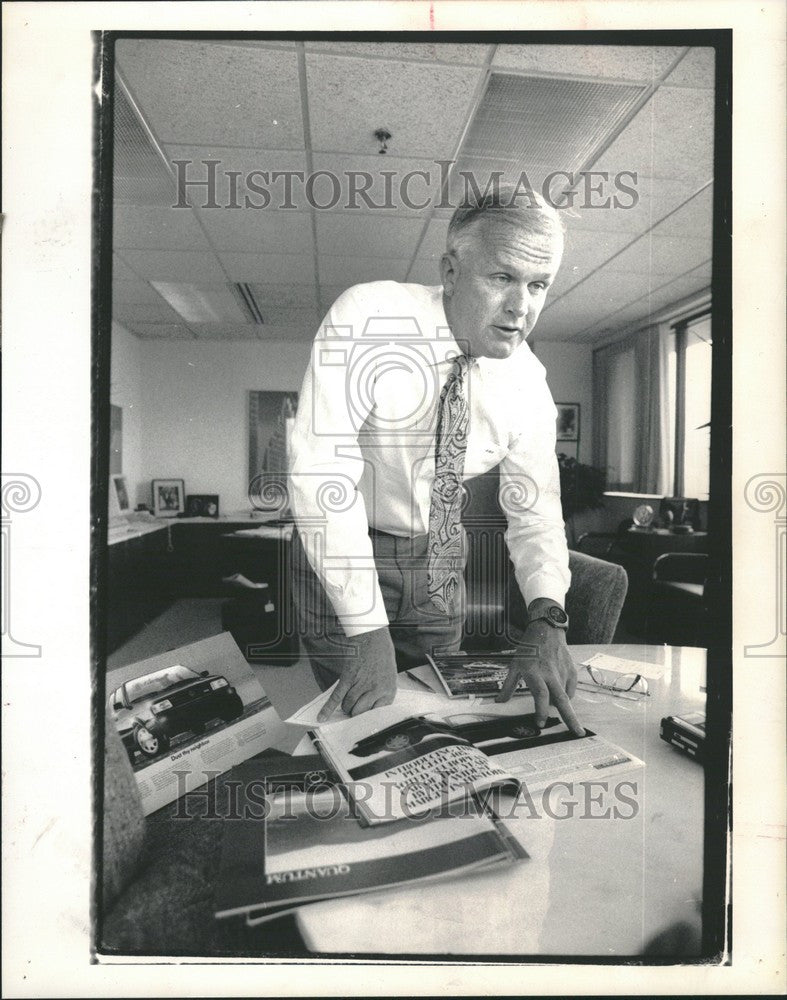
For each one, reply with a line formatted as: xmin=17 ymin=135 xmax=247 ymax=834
xmin=111 ymin=38 xmax=716 ymax=344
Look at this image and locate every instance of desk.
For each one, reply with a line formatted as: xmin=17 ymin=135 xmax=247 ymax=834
xmin=105 ymin=515 xmax=291 ymax=652
xmin=286 ymin=644 xmax=706 ymax=956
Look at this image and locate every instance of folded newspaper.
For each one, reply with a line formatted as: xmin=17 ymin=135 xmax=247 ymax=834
xmin=310 ymin=703 xmax=645 ymax=826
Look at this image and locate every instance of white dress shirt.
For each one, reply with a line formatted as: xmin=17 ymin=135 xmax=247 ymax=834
xmin=290 ymin=280 xmax=570 ymax=637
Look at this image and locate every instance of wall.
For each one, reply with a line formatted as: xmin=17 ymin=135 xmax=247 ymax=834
xmin=137 ymin=339 xmax=311 ymax=513
xmin=109 ymin=321 xmax=145 ymax=505
xmin=531 ymin=340 xmax=594 ymax=465
xmin=111 ymin=331 xmax=595 ymax=516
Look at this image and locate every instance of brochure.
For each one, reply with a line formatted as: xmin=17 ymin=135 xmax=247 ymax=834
xmin=426 ymin=651 xmax=530 ymax=699
xmin=309 ymin=704 xmax=523 ymax=826
xmin=214 ymin=757 xmax=525 ymax=924
xmin=311 ymin=703 xmax=645 ymax=825
xmin=106 ymin=632 xmax=285 ymax=814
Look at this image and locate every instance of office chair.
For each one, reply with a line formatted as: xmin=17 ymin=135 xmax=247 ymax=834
xmin=645 ymin=552 xmax=709 ymax=647
xmin=462 ymin=467 xmax=628 ymax=650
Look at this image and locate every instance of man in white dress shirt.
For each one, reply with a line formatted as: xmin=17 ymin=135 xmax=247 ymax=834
xmin=289 ymin=186 xmax=583 ymax=734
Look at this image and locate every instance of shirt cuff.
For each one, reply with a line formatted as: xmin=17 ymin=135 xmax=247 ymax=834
xmin=521 ymin=574 xmax=569 ymax=611
xmin=324 ymin=574 xmax=391 ymax=637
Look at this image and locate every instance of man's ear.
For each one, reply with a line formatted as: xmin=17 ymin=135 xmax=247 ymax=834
xmin=440 ymin=252 xmax=459 ymax=295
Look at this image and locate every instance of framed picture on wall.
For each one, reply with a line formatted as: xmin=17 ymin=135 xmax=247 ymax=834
xmin=152 ymin=478 xmax=185 ymax=517
xmin=556 ymin=403 xmax=580 ymax=443
xmin=109 ymin=474 xmax=130 ymax=520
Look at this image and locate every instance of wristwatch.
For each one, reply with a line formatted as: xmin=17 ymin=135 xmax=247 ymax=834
xmin=528 ymin=604 xmax=569 ymax=631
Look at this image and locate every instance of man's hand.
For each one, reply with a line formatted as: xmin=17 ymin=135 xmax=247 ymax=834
xmin=317 ymin=626 xmax=398 ymax=722
xmin=496 ymin=621 xmax=584 ymax=736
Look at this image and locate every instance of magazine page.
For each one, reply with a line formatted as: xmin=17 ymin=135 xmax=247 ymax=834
xmin=310 ymin=704 xmax=517 ymax=825
xmin=473 ymin=718 xmax=646 ymax=792
xmin=426 ymin=651 xmax=531 ymax=699
xmin=214 ymin=762 xmax=520 ymax=923
xmin=105 ymin=632 xmax=286 ymax=815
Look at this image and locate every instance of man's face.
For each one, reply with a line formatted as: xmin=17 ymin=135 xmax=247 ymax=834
xmin=440 ymin=218 xmax=562 ymax=359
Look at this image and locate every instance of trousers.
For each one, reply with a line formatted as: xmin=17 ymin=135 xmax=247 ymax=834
xmin=290 ymin=527 xmax=465 ymax=690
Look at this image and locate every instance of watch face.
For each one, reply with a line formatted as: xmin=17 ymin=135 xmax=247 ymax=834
xmin=546 ymin=605 xmax=568 ymax=625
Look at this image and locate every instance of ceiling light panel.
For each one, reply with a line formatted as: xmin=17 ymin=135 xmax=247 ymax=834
xmin=151 ymin=282 xmax=249 ymax=324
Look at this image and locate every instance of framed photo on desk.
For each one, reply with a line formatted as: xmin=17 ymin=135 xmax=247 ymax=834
xmin=152 ymin=478 xmax=185 ymax=517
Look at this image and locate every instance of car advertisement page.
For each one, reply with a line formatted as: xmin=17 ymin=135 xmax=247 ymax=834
xmin=310 ymin=704 xmax=518 ymax=826
xmin=106 ymin=632 xmax=285 ymax=814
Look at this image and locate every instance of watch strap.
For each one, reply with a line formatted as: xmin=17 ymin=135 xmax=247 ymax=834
xmin=528 ymin=604 xmax=569 ymax=630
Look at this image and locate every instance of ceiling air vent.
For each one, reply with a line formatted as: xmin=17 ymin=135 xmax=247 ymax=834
xmin=452 ymin=72 xmax=648 ymax=199
xmin=113 ymin=81 xmax=176 ymax=206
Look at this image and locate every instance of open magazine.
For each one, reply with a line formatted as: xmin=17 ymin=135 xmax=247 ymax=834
xmin=214 ymin=755 xmax=526 ymax=924
xmin=311 ymin=703 xmax=645 ymax=826
xmin=106 ymin=632 xmax=284 ymax=814
xmin=426 ymin=651 xmax=530 ymax=699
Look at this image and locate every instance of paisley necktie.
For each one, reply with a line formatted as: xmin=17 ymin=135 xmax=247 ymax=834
xmin=427 ymin=354 xmax=475 ymax=614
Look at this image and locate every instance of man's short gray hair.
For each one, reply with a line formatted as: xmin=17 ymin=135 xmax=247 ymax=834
xmin=447 ymin=182 xmax=565 ymax=259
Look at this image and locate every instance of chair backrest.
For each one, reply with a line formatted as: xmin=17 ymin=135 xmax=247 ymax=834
xmin=463 ymin=466 xmax=628 ymax=646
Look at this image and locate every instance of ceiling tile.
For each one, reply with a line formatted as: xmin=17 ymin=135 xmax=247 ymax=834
xmin=664 ymin=47 xmax=716 ymax=88
xmin=604 ymin=234 xmax=711 ymax=276
xmin=305 ymin=41 xmax=491 ymax=65
xmin=417 ymin=218 xmax=450 ymax=260
xmin=113 ymin=204 xmax=208 ymax=250
xmin=310 ymin=152 xmax=444 ymax=215
xmin=113 ymin=301 xmax=183 ymax=325
xmin=190 ymin=323 xmax=262 ymax=340
xmin=112 ymin=279 xmax=165 ymax=305
xmin=545 ymin=271 xmax=652 ymax=319
xmin=219 ymin=252 xmax=316 ymax=284
xmin=196 ymin=206 xmax=314 ymax=254
xmin=492 ymin=45 xmax=684 ymax=81
xmin=406 ymin=259 xmax=443 ymax=286
xmin=260 ymin=306 xmax=320 ymax=329
xmin=305 ymin=53 xmax=483 ymax=158
xmin=553 ymin=227 xmax=637 ymax=291
xmin=563 ymin=178 xmax=703 ymax=234
xmin=318 ymin=256 xmax=411 ymax=286
xmin=650 ymin=185 xmax=713 ymax=235
xmin=163 ymin=146 xmax=310 ymax=210
xmin=447 ymin=157 xmax=560 ymax=210
xmin=252 ymin=324 xmax=317 ymax=343
xmin=116 ymin=39 xmax=304 ymax=148
xmin=589 ymin=86 xmax=715 ymax=184
xmin=316 ymin=215 xmax=424 ymax=258
xmin=112 ymin=254 xmax=142 ymax=282
xmin=571 ymin=262 xmax=713 ymax=340
xmin=247 ymin=283 xmax=319 ymax=308
xmin=127 ymin=322 xmax=195 ymax=340
xmin=117 ymin=249 xmax=225 ymax=282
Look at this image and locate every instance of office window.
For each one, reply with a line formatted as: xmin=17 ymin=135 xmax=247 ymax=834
xmin=593 ymin=306 xmax=712 ymax=498
xmin=676 ymin=313 xmax=712 ymax=500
